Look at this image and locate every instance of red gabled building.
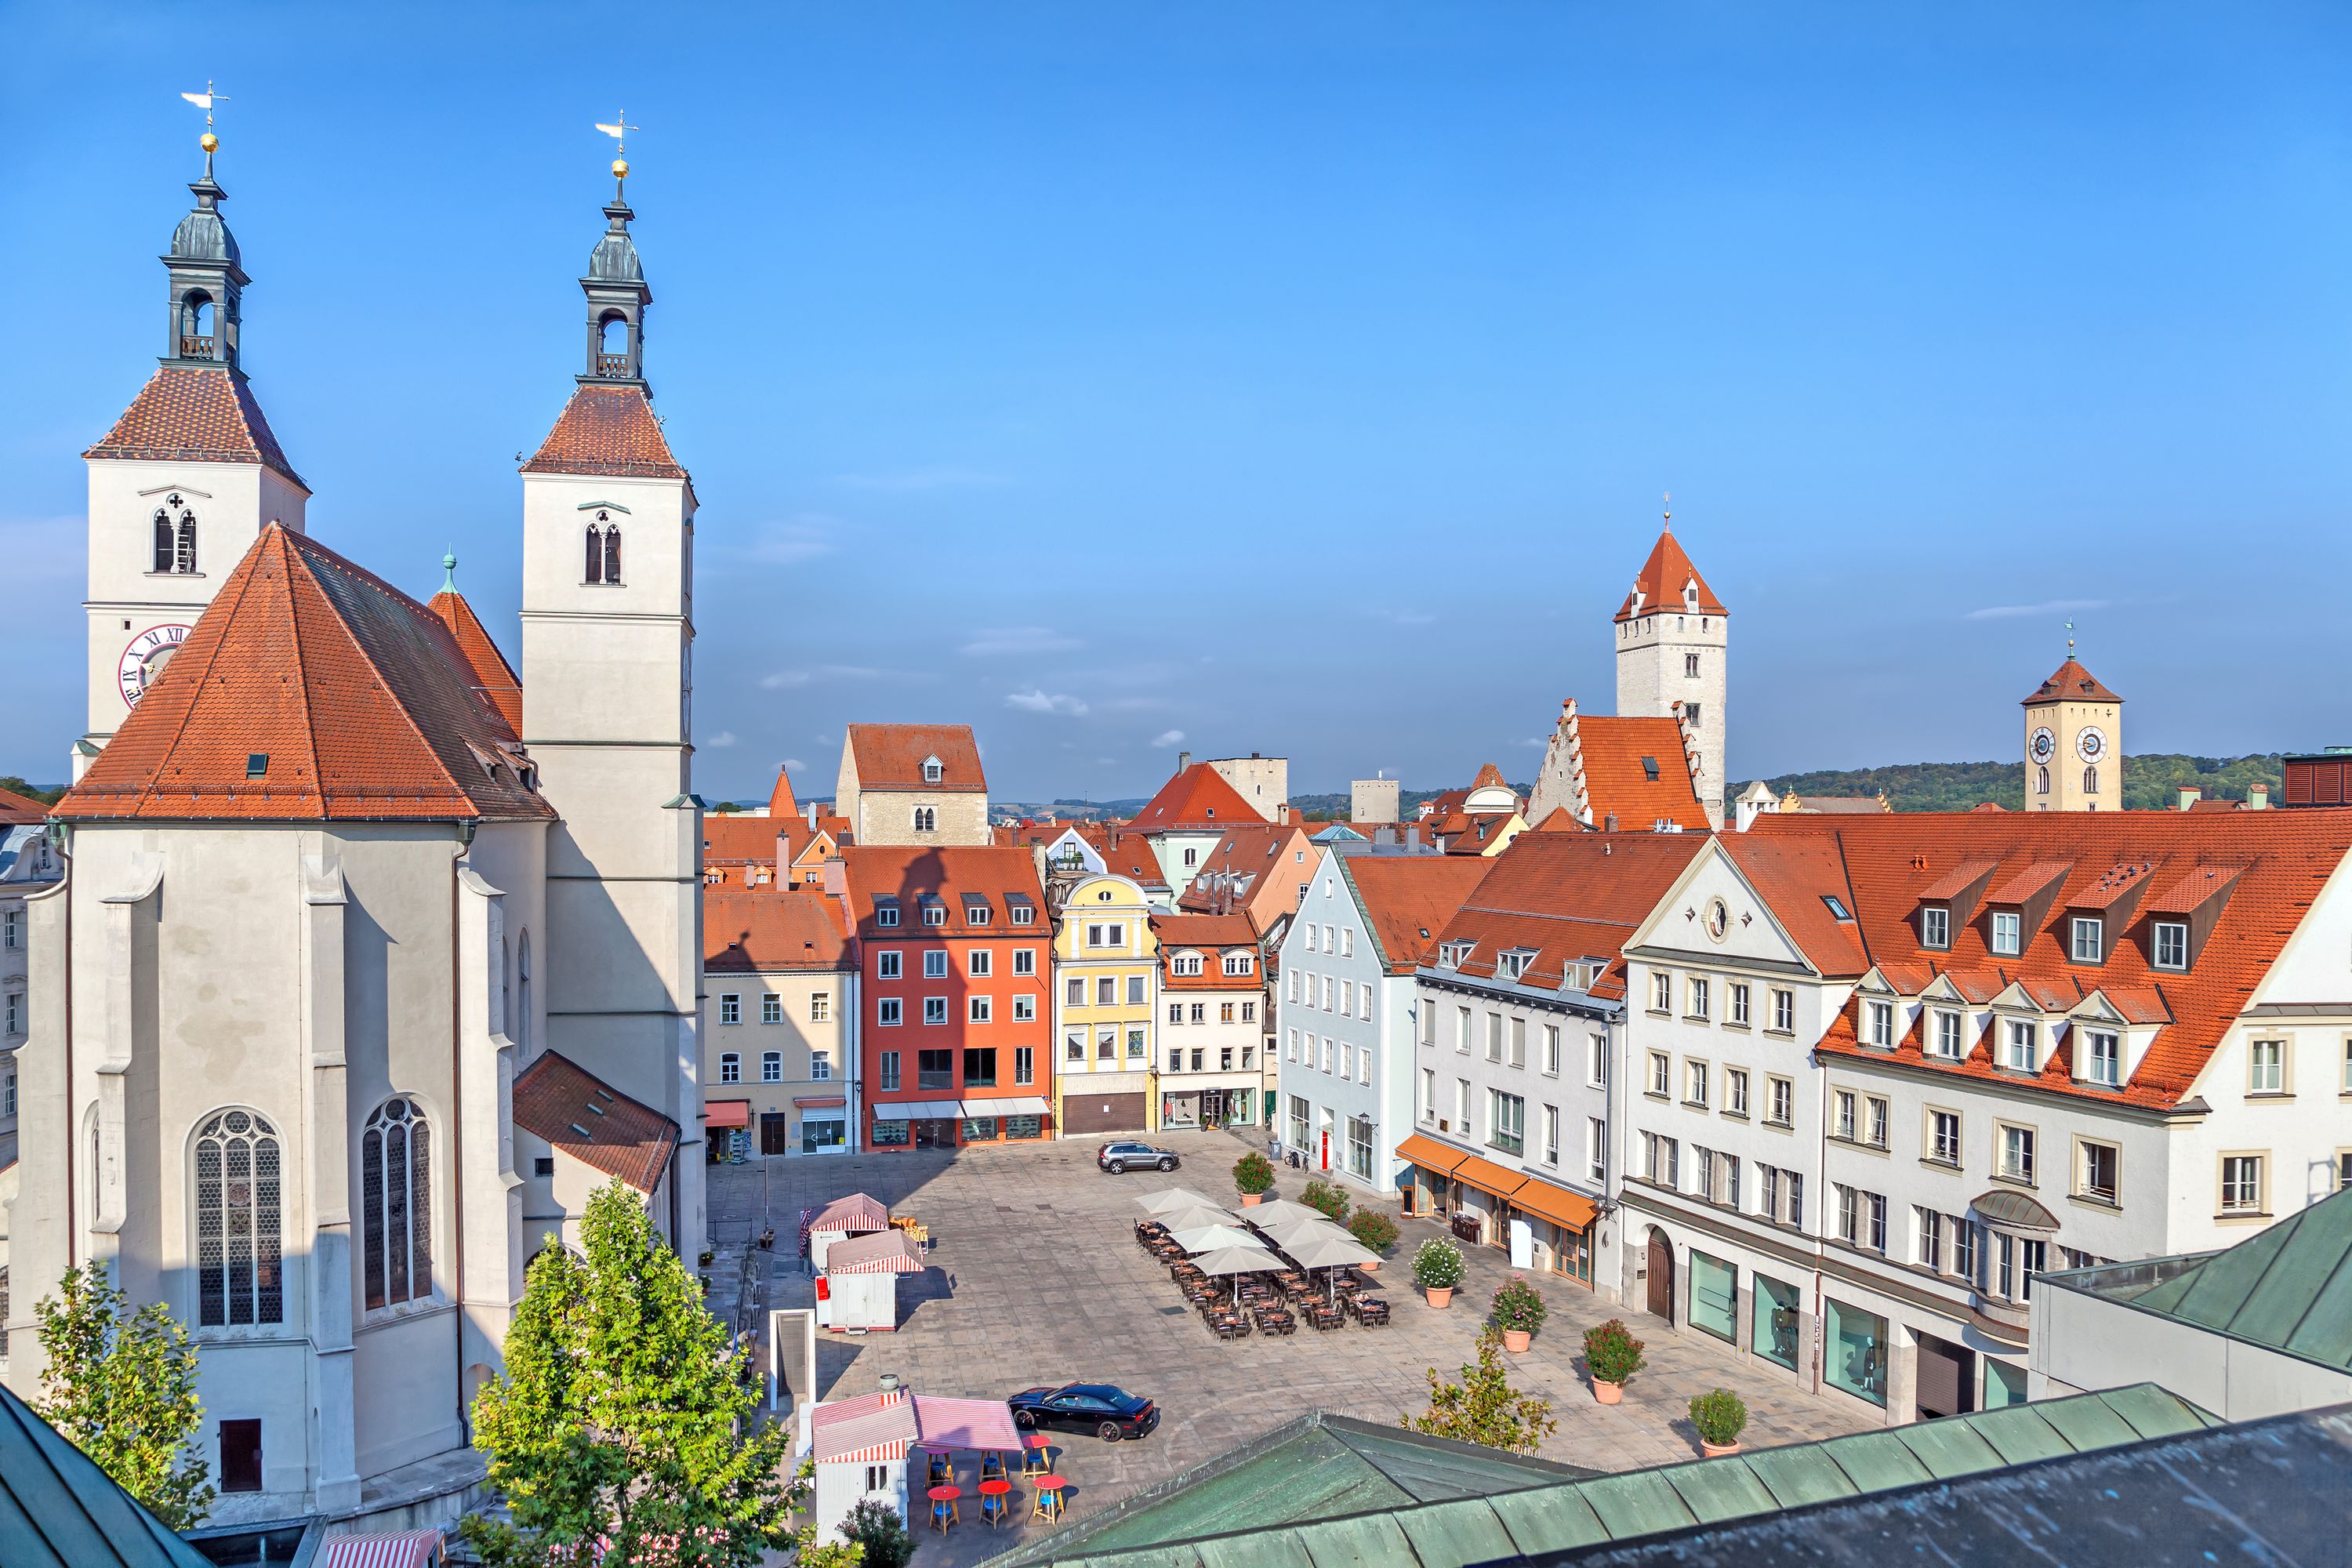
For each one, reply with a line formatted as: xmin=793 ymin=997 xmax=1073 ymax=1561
xmin=834 ymin=845 xmax=1053 ymax=1150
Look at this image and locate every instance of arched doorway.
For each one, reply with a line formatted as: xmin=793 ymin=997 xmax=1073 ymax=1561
xmin=1646 ymin=1228 xmax=1676 ymax=1324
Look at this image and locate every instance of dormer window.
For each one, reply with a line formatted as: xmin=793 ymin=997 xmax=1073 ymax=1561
xmin=1990 ymin=910 xmax=2021 ymax=956
xmin=1921 ymin=906 xmax=1951 ymax=950
xmin=2153 ymin=920 xmax=2188 ymax=971
xmin=875 ymin=902 xmax=901 ymax=928
xmin=1932 ymin=1011 xmax=1964 ymax=1059
xmin=1640 ymin=757 xmax=1661 ymax=782
xmin=2083 ymin=1030 xmax=2121 ymax=1087
xmin=1498 ymin=950 xmax=1534 ymax=982
xmin=1866 ymin=1000 xmax=1896 ymax=1048
xmin=1009 ymin=901 xmax=1036 ymax=927
xmin=922 ymin=755 xmax=943 ymax=783
xmin=1171 ymin=953 xmax=1203 ymax=976
xmin=922 ymin=902 xmax=947 ymax=927
xmin=964 ymin=899 xmax=993 ymax=927
xmin=1222 ymin=952 xmax=1254 ymax=977
xmin=2069 ymin=916 xmax=2103 ymax=964
xmin=1438 ymin=942 xmax=1470 ymax=970
xmin=2002 ymin=1019 xmax=2037 ymax=1072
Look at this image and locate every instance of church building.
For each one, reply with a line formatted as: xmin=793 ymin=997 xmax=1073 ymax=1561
xmin=0 ymin=136 xmax=706 ymax=1530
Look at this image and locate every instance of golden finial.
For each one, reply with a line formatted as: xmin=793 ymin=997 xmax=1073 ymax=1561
xmin=181 ymin=81 xmax=228 ymax=176
xmin=595 ymin=111 xmax=639 ymax=196
xmin=1662 ymin=490 xmax=1671 ymax=529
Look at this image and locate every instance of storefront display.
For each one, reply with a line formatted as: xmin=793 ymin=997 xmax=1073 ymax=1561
xmin=1688 ymin=1250 xmax=1737 ymax=1343
xmin=1825 ymin=1298 xmax=1888 ymax=1406
xmin=1751 ymin=1273 xmax=1801 ymax=1370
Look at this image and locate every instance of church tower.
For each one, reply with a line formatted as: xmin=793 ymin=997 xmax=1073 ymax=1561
xmin=2023 ymin=644 xmax=2122 ymax=811
xmin=1614 ymin=509 xmax=1727 ymax=827
xmin=517 ymin=153 xmax=703 ymax=1247
xmin=78 ymin=125 xmax=307 ymax=776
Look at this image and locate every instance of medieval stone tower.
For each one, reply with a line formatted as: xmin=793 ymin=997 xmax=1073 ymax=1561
xmin=1614 ymin=516 xmax=1727 ymax=827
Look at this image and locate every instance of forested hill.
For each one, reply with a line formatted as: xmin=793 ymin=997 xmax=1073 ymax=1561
xmin=1737 ymin=755 xmax=2285 ymax=814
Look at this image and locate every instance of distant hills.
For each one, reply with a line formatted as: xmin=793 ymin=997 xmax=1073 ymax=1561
xmin=1737 ymin=754 xmax=2286 ymax=815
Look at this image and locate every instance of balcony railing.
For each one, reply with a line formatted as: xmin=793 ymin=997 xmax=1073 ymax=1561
xmin=180 ymin=335 xmax=215 ymax=358
xmin=596 ymin=352 xmax=631 ymax=377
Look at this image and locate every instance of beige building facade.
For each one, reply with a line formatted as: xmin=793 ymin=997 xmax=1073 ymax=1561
xmin=835 ymin=724 xmax=991 ymax=846
xmin=2024 ymin=657 xmax=2123 ymax=811
xmin=703 ymin=888 xmax=858 ymax=1157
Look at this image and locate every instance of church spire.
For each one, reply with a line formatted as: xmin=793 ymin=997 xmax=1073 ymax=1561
xmin=164 ymin=83 xmax=248 ymax=373
xmin=579 ymin=117 xmax=651 ymax=388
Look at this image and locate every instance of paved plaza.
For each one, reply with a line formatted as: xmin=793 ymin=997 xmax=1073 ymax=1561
xmin=712 ymin=1129 xmax=1875 ymax=1565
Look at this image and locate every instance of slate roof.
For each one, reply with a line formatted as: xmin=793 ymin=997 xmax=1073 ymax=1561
xmin=704 ymin=887 xmax=854 ymax=973
xmin=1614 ymin=528 xmax=1724 ymax=622
xmin=57 ymin=524 xmax=552 ymax=823
xmin=0 ymin=1378 xmax=214 ymax=1567
xmin=2119 ymin=1183 xmax=2352 ymax=1372
xmin=844 ymin=724 xmax=986 ymax=793
xmin=85 ymin=365 xmax=305 ymax=489
xmin=520 ymin=383 xmax=688 ymax=480
xmin=1131 ymin=764 xmax=1261 ymax=831
xmin=510 ymin=1050 xmax=679 ymax=1193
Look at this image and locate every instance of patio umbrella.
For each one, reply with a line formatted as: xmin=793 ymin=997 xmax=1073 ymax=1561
xmin=1254 ymin=1214 xmax=1351 ymax=1250
xmin=1248 ymin=1199 xmax=1335 ymax=1228
xmin=1136 ymin=1187 xmax=1218 ymax=1215
xmin=1152 ymin=1203 xmax=1239 ymax=1234
xmin=1167 ymin=1223 xmax=1260 ymax=1254
xmin=1281 ymin=1230 xmax=1381 ymax=1303
xmin=1191 ymin=1242 xmax=1282 ymax=1304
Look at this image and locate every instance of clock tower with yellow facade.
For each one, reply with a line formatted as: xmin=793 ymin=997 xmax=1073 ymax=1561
xmin=2023 ymin=652 xmax=2123 ymax=811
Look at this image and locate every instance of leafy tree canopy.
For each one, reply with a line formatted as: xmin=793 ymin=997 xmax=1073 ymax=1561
xmin=1736 ymin=753 xmax=2285 ymax=815
xmin=34 ymin=1263 xmax=214 ymax=1530
xmin=1402 ymin=1328 xmax=1559 ymax=1455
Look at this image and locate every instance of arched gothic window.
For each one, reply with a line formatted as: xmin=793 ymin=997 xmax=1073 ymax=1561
xmin=517 ymin=932 xmax=532 ymax=1054
xmin=194 ymin=1109 xmax=283 ymax=1327
xmin=2082 ymin=766 xmax=2099 ymax=795
xmin=152 ymin=495 xmax=197 ymax=575
xmin=2035 ymin=766 xmax=2049 ymax=796
xmin=584 ymin=513 xmax=622 ymax=585
xmin=913 ymin=806 xmax=936 ymax=833
xmin=362 ymin=1098 xmax=432 ymax=1312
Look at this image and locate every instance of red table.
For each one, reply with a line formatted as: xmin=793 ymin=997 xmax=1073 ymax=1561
xmin=927 ymin=1483 xmax=962 ymax=1534
xmin=978 ymin=1476 xmax=1014 ymax=1528
xmin=1031 ymin=1475 xmax=1066 ymax=1523
xmin=1023 ymin=1432 xmax=1055 ymax=1476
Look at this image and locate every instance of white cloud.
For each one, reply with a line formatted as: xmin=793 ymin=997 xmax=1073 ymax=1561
xmin=833 ymin=466 xmax=1008 ymax=494
xmin=760 ymin=664 xmax=884 ymax=690
xmin=1006 ymin=688 xmax=1089 ymax=717
xmin=1964 ymin=597 xmax=2109 ymax=622
xmin=1366 ymin=604 xmax=1436 ymax=627
xmin=1519 ymin=735 xmax=1547 ymax=748
xmin=961 ymin=626 xmax=1082 ymax=658
xmin=706 ymin=731 xmax=738 ymax=748
xmin=1105 ymin=696 xmax=1170 ymax=713
xmin=781 ymin=757 xmax=808 ymax=773
xmin=730 ymin=514 xmax=841 ymax=566
xmin=1151 ymin=729 xmax=1187 ymax=748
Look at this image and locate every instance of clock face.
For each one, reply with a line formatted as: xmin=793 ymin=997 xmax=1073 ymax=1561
xmin=2030 ymin=727 xmax=2056 ymax=764
xmin=118 ymin=623 xmax=192 ymax=706
xmin=2077 ymin=725 xmax=2107 ymax=763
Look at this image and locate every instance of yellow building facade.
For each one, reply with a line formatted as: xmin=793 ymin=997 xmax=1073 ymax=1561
xmin=1051 ymin=873 xmax=1162 ymax=1136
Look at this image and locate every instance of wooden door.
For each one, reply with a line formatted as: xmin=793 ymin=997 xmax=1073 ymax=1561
xmin=1646 ymin=1229 xmax=1675 ymax=1323
xmin=760 ymin=1113 xmax=791 ymax=1156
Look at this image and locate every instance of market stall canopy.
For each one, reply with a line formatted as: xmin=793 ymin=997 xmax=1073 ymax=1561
xmin=1137 ymin=1187 xmax=1218 ymax=1215
xmin=826 ymin=1229 xmax=924 ymax=1275
xmin=319 ymin=1533 xmax=444 ymax=1568
xmin=1151 ymin=1203 xmax=1237 ymax=1233
xmin=906 ymin=1395 xmax=1025 ymax=1456
xmin=1190 ymin=1243 xmax=1281 ymax=1277
xmin=808 ymin=1192 xmax=891 ymax=1235
xmin=1167 ymin=1224 xmax=1259 ymax=1254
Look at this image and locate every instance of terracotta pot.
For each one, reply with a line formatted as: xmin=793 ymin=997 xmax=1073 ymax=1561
xmin=1501 ymin=1328 xmax=1533 ymax=1353
xmin=1592 ymin=1379 xmax=1623 ymax=1405
xmin=1425 ymin=1287 xmax=1454 ymax=1308
xmin=1700 ymin=1439 xmax=1741 ymax=1458
xmin=1359 ymin=1259 xmax=1378 ymax=1272
xmin=1240 ymin=1192 xmax=1263 ymax=1207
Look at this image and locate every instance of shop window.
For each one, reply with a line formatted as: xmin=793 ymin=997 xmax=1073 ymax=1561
xmin=1687 ymin=1250 xmax=1737 ymax=1344
xmin=1751 ymin=1274 xmax=1801 ymax=1370
xmin=1824 ymin=1298 xmax=1888 ymax=1406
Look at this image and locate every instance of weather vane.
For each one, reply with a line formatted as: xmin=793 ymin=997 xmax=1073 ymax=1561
xmin=1662 ymin=491 xmax=1671 ymax=529
xmin=594 ymin=110 xmax=639 ymax=197
xmin=2064 ymin=617 xmax=2076 ymax=656
xmin=180 ymin=80 xmax=229 ymax=176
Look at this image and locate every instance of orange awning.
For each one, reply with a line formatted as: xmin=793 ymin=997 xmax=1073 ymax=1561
xmin=1395 ymin=1134 xmax=1467 ymax=1174
xmin=704 ymin=1100 xmax=750 ymax=1129
xmin=1450 ymin=1155 xmax=1528 ymax=1201
xmin=1510 ymin=1180 xmax=1598 ymax=1233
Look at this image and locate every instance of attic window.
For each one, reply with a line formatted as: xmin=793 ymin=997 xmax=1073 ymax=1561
xmin=1821 ymin=895 xmax=1853 ymax=922
xmin=1640 ymin=757 xmax=1661 ymax=782
xmin=964 ymin=898 xmax=993 ymax=926
xmin=875 ymin=901 xmax=901 ymax=928
xmin=245 ymin=753 xmax=269 ymax=778
xmin=1009 ymin=902 xmax=1036 ymax=926
xmin=921 ymin=755 xmax=943 ymax=783
xmin=1498 ymin=950 xmax=1534 ymax=981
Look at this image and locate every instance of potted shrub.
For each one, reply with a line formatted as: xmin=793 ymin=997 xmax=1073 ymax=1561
xmin=698 ymin=1249 xmax=716 ymax=1268
xmin=1302 ymin=1178 xmax=1350 ymax=1222
xmin=1581 ymin=1319 xmax=1646 ymax=1403
xmin=1348 ymin=1207 xmax=1399 ymax=1265
xmin=1414 ymin=1238 xmax=1466 ymax=1308
xmin=1233 ymin=1151 xmax=1276 ymax=1207
xmin=1489 ymin=1276 xmax=1548 ymax=1352
xmin=1689 ymin=1388 xmax=1749 ymax=1457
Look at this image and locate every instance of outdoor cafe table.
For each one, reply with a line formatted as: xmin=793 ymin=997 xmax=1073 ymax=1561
xmin=1032 ymin=1475 xmax=1068 ymax=1523
xmin=1022 ymin=1432 xmax=1054 ymax=1477
xmin=978 ymin=1477 xmax=1014 ymax=1528
xmin=927 ymin=1484 xmax=962 ymax=1533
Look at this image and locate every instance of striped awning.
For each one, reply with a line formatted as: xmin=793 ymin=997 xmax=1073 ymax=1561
xmin=814 ymin=1388 xmax=919 ymax=1462
xmin=320 ymin=1530 xmax=442 ymax=1568
xmin=828 ymin=1229 xmax=924 ymax=1275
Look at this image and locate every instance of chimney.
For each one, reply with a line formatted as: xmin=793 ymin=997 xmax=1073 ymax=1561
xmin=2177 ymin=786 xmax=2201 ymax=812
xmin=1603 ymin=812 xmax=1619 ymax=833
xmin=1277 ymin=802 xmax=1290 ymax=825
xmin=2249 ymin=782 xmax=2270 ymax=811
xmin=1178 ymin=751 xmax=1192 ymax=772
xmin=822 ymin=854 xmax=847 ymax=899
xmin=807 ymin=800 xmax=820 ymax=830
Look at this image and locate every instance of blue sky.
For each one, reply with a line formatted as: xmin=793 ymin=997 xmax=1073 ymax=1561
xmin=8 ymin=4 xmax=2349 ymax=802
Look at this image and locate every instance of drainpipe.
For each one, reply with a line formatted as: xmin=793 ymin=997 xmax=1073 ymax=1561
xmin=55 ymin=828 xmax=74 ymax=1269
xmin=449 ymin=826 xmax=470 ymax=1440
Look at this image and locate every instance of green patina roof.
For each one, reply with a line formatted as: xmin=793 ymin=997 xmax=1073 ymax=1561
xmin=0 ymin=1379 xmax=213 ymax=1568
xmin=985 ymin=1385 xmax=2218 ymax=1568
xmin=2129 ymin=1185 xmax=2352 ymax=1370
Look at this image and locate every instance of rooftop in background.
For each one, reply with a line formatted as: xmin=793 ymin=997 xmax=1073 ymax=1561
xmin=844 ymin=723 xmax=987 ymax=792
xmin=510 ymin=1049 xmax=681 ymax=1194
xmin=1614 ymin=527 xmax=1724 ymax=622
xmin=2023 ymin=655 xmax=2123 ymax=706
xmin=1340 ymin=853 xmax=1492 ymax=975
xmin=0 ymin=1377 xmax=214 ymax=1567
xmin=1131 ymin=762 xmax=1263 ymax=831
xmin=703 ymin=887 xmax=853 ymax=972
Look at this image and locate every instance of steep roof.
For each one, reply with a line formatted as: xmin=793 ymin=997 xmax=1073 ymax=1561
xmin=520 ymin=383 xmax=688 ymax=481
xmin=1340 ymin=855 xmax=1491 ymax=975
xmin=766 ymin=766 xmax=799 ymax=818
xmin=510 ymin=1049 xmax=680 ymax=1193
xmin=1435 ymin=830 xmax=1711 ymax=995
xmin=1131 ymin=763 xmax=1260 ymax=832
xmin=1717 ymin=830 xmax=1872 ymax=977
xmin=1098 ymin=829 xmax=1171 ymax=891
xmin=2023 ymin=657 xmax=2124 ymax=706
xmin=84 ymin=365 xmax=305 ymax=490
xmin=0 ymin=1380 xmax=214 ymax=1568
xmin=58 ymin=524 xmax=552 ymax=823
xmin=426 ymin=588 xmax=523 ymax=731
xmin=845 ymin=724 xmax=986 ymax=793
xmin=1470 ymin=762 xmax=1509 ymax=790
xmin=0 ymin=786 xmax=48 ymax=823
xmin=1175 ymin=823 xmax=1312 ymax=912
xmin=1578 ymin=715 xmax=1710 ymax=831
xmin=1754 ymin=809 xmax=2352 ymax=1109
xmin=836 ymin=845 xmax=1045 ymax=938
xmin=1153 ymin=912 xmax=1260 ymax=953
xmin=704 ymin=887 xmax=854 ymax=972
xmin=1614 ymin=528 xmax=1724 ymax=622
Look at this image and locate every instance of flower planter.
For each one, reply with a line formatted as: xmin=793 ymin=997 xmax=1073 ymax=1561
xmin=1425 ymin=1287 xmax=1454 ymax=1308
xmin=1359 ymin=1258 xmax=1377 ymax=1271
xmin=1592 ymin=1379 xmax=1623 ymax=1405
xmin=1501 ymin=1328 xmax=1532 ymax=1353
xmin=1700 ymin=1439 xmax=1741 ymax=1458
xmin=1240 ymin=1192 xmax=1262 ymax=1207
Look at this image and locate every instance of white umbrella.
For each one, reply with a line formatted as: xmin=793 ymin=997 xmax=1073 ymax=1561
xmin=1137 ymin=1187 xmax=1217 ymax=1215
xmin=1167 ymin=1223 xmax=1259 ymax=1254
xmin=1153 ymin=1203 xmax=1238 ymax=1233
xmin=1248 ymin=1199 xmax=1334 ymax=1228
xmin=1254 ymin=1214 xmax=1351 ymax=1249
xmin=1280 ymin=1229 xmax=1381 ymax=1304
xmin=1190 ymin=1242 xmax=1281 ymax=1304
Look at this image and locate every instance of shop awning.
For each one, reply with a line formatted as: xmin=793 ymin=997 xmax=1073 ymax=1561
xmin=1395 ymin=1133 xmax=1468 ymax=1174
xmin=1510 ymin=1179 xmax=1599 ymax=1233
xmin=320 ymin=1532 xmax=443 ymax=1568
xmin=794 ymin=1095 xmax=848 ymax=1109
xmin=873 ymin=1100 xmax=960 ymax=1120
xmin=703 ymin=1100 xmax=750 ymax=1130
xmin=966 ymin=1097 xmax=1050 ymax=1117
xmin=1450 ymin=1155 xmax=1528 ymax=1201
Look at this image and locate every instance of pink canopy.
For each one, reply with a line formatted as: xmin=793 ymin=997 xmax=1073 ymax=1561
xmin=908 ymin=1393 xmax=1024 ymax=1454
xmin=826 ymin=1229 xmax=924 ymax=1275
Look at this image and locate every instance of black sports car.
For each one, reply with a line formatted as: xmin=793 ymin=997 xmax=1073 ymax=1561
xmin=1007 ymin=1383 xmax=1160 ymax=1442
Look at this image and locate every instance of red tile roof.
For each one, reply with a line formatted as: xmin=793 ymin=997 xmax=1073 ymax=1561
xmin=836 ymin=844 xmax=1045 ymax=938
xmin=1098 ymin=829 xmax=1171 ymax=890
xmin=1340 ymin=855 xmax=1492 ymax=975
xmin=58 ymin=524 xmax=552 ymax=823
xmin=2022 ymin=657 xmax=2123 ymax=706
xmin=1578 ymin=715 xmax=1710 ymax=832
xmin=1614 ymin=528 xmax=1724 ymax=622
xmin=703 ymin=815 xmax=784 ymax=866
xmin=704 ymin=887 xmax=854 ymax=972
xmin=520 ymin=383 xmax=688 ymax=480
xmin=0 ymin=786 xmax=48 ymax=823
xmin=1752 ymin=809 xmax=2352 ymax=1109
xmin=85 ymin=365 xmax=304 ymax=488
xmin=1174 ymin=824 xmax=1313 ymax=912
xmin=767 ymin=766 xmax=799 ymax=818
xmin=1717 ymin=831 xmax=1871 ymax=977
xmin=1131 ymin=763 xmax=1260 ymax=831
xmin=426 ymin=590 xmax=523 ymax=731
xmin=844 ymin=724 xmax=986 ymax=793
xmin=1470 ymin=762 xmax=1509 ymax=790
xmin=510 ymin=1049 xmax=679 ymax=1193
xmin=1154 ymin=912 xmax=1262 ymax=989
xmin=1436 ymin=829 xmax=1711 ymax=994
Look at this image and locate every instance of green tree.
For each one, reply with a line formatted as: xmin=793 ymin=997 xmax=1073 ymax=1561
xmin=1402 ymin=1329 xmax=1559 ymax=1456
xmin=837 ymin=1498 xmax=913 ymax=1567
xmin=465 ymin=1182 xmax=800 ymax=1567
xmin=33 ymin=1263 xmax=214 ymax=1530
